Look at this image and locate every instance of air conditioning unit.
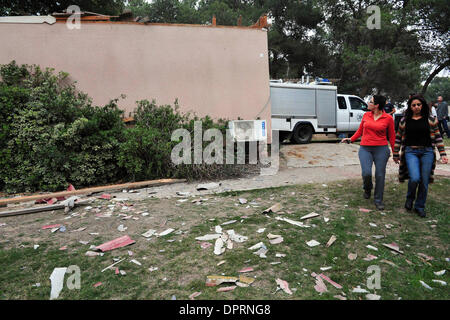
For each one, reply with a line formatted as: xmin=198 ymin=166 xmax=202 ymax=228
xmin=228 ymin=120 xmax=267 ymax=142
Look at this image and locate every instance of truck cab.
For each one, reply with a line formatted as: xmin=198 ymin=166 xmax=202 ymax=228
xmin=337 ymin=94 xmax=368 ymax=132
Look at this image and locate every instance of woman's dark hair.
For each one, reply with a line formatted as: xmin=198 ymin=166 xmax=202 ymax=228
xmin=373 ymin=95 xmax=386 ymax=111
xmin=405 ymin=94 xmax=430 ymax=119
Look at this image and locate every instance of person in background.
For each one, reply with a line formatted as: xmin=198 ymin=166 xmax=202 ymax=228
xmin=393 ymin=95 xmax=448 ymax=217
xmin=341 ymin=95 xmax=395 ymax=210
xmin=384 ymin=99 xmax=396 ymax=116
xmin=429 ymin=102 xmax=437 ymax=118
xmin=435 ymin=96 xmax=450 ymax=138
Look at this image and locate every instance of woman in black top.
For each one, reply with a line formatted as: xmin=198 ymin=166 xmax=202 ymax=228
xmin=393 ymin=95 xmax=448 ymax=217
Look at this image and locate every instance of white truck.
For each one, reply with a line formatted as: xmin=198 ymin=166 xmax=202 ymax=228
xmin=270 ymin=82 xmax=368 ymax=143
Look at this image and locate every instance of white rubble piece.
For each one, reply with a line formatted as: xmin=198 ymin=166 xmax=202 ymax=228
xmin=195 ymin=234 xmax=221 ymax=241
xmin=239 ymin=198 xmax=248 ymax=204
xmin=306 ymin=240 xmax=320 ymax=247
xmin=142 ymin=229 xmax=157 ymax=238
xmin=214 ymin=238 xmax=225 ymax=255
xmin=300 ymin=212 xmax=320 ymax=220
xmin=158 ymin=228 xmax=175 ymax=237
xmin=431 ymin=280 xmax=446 ymax=286
xmin=275 ymin=217 xmax=310 ymax=228
xmin=221 ymin=220 xmax=237 ymax=226
xmin=215 ymin=226 xmax=223 ymax=234
xmin=434 ymin=270 xmax=446 ymax=276
xmin=227 ymin=230 xmax=248 ymax=243
xmin=366 ymin=294 xmax=381 ymax=300
xmin=367 ymin=245 xmax=378 ymax=251
xmin=263 ymin=203 xmax=282 ymax=214
xmin=117 ymin=225 xmax=127 ymax=232
xmin=49 ymin=267 xmax=67 ymax=300
xmin=352 ymin=286 xmax=369 ymax=293
xmin=248 ymin=242 xmax=265 ymax=250
xmin=257 ymin=228 xmax=266 ymax=233
xmin=131 ymin=259 xmax=142 ymax=266
xmin=326 ymin=235 xmax=337 ymax=248
xmin=276 ymin=278 xmax=292 ymax=295
xmin=419 ymin=280 xmax=433 ymax=290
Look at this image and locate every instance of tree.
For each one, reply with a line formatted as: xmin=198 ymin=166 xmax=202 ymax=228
xmin=423 ymin=77 xmax=450 ymax=103
xmin=0 ymin=0 xmax=125 ymax=16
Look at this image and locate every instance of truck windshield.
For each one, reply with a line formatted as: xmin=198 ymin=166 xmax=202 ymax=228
xmin=349 ymin=97 xmax=368 ymax=110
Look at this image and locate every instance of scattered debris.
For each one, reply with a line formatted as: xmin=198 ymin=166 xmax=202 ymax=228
xmin=275 ymin=217 xmax=309 ymax=228
xmin=431 ymin=280 xmax=446 ymax=286
xmin=323 ymin=217 xmax=330 ymax=223
xmin=366 ymin=245 xmax=378 ymax=251
xmin=101 ymin=258 xmax=125 ymax=272
xmin=142 ymin=229 xmax=156 ymax=238
xmin=320 ymin=267 xmax=332 ymax=271
xmin=34 ymin=245 xmax=39 ymax=250
xmin=434 ymin=270 xmax=446 ymax=276
xmin=71 ymin=227 xmax=86 ymax=233
xmin=49 ymin=267 xmax=67 ymax=300
xmin=326 ymin=235 xmax=337 ymax=248
xmin=239 ymin=267 xmax=254 ymax=273
xmin=189 ymin=292 xmax=202 ymax=300
xmin=217 ymin=260 xmax=226 ymax=266
xmin=306 ymin=240 xmax=320 ymax=247
xmin=158 ymin=228 xmax=175 ymax=237
xmin=348 ymin=253 xmax=357 ymax=260
xmin=130 ymin=259 xmax=142 ymax=266
xmin=419 ymin=280 xmax=433 ymax=290
xmin=352 ymin=286 xmax=368 ymax=293
xmin=195 ymin=234 xmax=221 ymax=241
xmin=59 ymin=246 xmax=67 ymax=251
xmin=269 ymin=237 xmax=283 ymax=245
xmin=200 ymin=242 xmax=212 ymax=249
xmin=363 ymin=254 xmax=378 ymax=261
xmin=214 ymin=237 xmax=225 ymax=255
xmin=85 ymin=251 xmax=102 ymax=257
xmin=257 ymin=228 xmax=266 ymax=233
xmin=263 ymin=203 xmax=282 ymax=214
xmin=96 ymin=235 xmax=135 ymax=252
xmin=276 ymin=253 xmax=286 ymax=258
xmin=316 ymin=273 xmax=343 ymax=289
xmin=117 ymin=224 xmax=127 ymax=232
xmin=275 ymin=278 xmax=292 ymax=295
xmin=366 ymin=294 xmax=381 ymax=300
xmin=359 ymin=208 xmax=371 ymax=213
xmin=382 ymin=243 xmax=404 ymax=254
xmin=221 ymin=220 xmax=237 ymax=226
xmin=93 ymin=282 xmax=103 ymax=288
xmin=206 ymin=275 xmax=238 ymax=287
xmin=217 ymin=286 xmax=236 ymax=292
xmin=149 ymin=267 xmax=158 ymax=272
xmin=417 ymin=253 xmax=433 ymax=261
xmin=380 ymin=259 xmax=398 ymax=268
xmin=42 ymin=224 xmax=62 ymax=230
xmin=313 ymin=275 xmax=328 ymax=293
xmin=334 ymin=295 xmax=347 ymax=300
xmin=239 ymin=198 xmax=248 ymax=204
xmin=369 ymin=223 xmax=377 ymax=227
xmin=300 ymin=212 xmax=320 ymax=220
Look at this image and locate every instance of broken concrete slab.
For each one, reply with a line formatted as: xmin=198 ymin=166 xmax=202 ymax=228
xmin=158 ymin=228 xmax=175 ymax=237
xmin=306 ymin=240 xmax=320 ymax=247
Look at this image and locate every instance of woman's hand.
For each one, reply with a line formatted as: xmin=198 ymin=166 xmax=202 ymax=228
xmin=441 ymin=156 xmax=448 ymax=164
xmin=340 ymin=138 xmax=351 ymax=144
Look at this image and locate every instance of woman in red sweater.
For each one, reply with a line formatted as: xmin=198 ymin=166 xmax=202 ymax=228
xmin=341 ymin=95 xmax=396 ymax=210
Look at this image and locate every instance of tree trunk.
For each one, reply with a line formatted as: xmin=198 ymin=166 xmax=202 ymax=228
xmin=421 ymin=59 xmax=450 ymax=95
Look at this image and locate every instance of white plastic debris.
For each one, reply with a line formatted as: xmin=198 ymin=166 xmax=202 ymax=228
xmin=239 ymin=198 xmax=248 ymax=204
xmin=419 ymin=280 xmax=433 ymax=290
xmin=352 ymin=286 xmax=369 ymax=293
xmin=130 ymin=259 xmax=142 ymax=266
xmin=431 ymin=280 xmax=446 ymax=286
xmin=117 ymin=225 xmax=127 ymax=232
xmin=221 ymin=220 xmax=237 ymax=226
xmin=195 ymin=234 xmax=221 ymax=241
xmin=434 ymin=270 xmax=446 ymax=276
xmin=257 ymin=228 xmax=266 ymax=233
xmin=366 ymin=294 xmax=381 ymax=300
xmin=367 ymin=245 xmax=378 ymax=251
xmin=49 ymin=267 xmax=67 ymax=300
xmin=248 ymin=242 xmax=265 ymax=250
xmin=215 ymin=226 xmax=223 ymax=234
xmin=300 ymin=212 xmax=320 ymax=220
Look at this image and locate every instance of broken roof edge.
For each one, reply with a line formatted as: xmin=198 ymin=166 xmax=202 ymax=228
xmin=52 ymin=19 xmax=269 ymax=31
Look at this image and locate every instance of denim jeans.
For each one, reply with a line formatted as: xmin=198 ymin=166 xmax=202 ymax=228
xmin=438 ymin=119 xmax=450 ymax=138
xmin=405 ymin=146 xmax=435 ymax=210
xmin=358 ymin=145 xmax=390 ymax=204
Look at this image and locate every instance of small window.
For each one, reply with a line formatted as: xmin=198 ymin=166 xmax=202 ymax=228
xmin=338 ymin=96 xmax=347 ymax=110
xmin=349 ymin=97 xmax=368 ymax=110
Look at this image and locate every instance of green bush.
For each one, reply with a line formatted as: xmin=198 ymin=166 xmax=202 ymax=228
xmin=0 ymin=61 xmax=258 ymax=193
xmin=0 ymin=61 xmax=125 ymax=193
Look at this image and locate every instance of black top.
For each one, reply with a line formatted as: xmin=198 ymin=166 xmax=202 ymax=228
xmin=405 ymin=117 xmax=432 ymax=147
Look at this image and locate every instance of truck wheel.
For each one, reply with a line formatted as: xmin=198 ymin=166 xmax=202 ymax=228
xmin=278 ymin=131 xmax=290 ymax=144
xmin=291 ymin=124 xmax=313 ymax=144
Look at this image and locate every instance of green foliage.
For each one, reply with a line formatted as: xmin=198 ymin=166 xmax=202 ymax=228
xmin=424 ymin=77 xmax=450 ymax=103
xmin=0 ymin=61 xmax=125 ymax=193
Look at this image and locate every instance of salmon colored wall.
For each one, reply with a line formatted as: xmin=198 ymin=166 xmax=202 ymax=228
xmin=0 ymin=22 xmax=271 ymax=141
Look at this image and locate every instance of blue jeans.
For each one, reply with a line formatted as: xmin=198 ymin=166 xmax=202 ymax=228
xmin=358 ymin=145 xmax=390 ymax=204
xmin=438 ymin=119 xmax=450 ymax=138
xmin=405 ymin=147 xmax=434 ymax=210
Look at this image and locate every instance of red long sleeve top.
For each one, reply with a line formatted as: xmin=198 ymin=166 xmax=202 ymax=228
xmin=350 ymin=111 xmax=396 ymax=150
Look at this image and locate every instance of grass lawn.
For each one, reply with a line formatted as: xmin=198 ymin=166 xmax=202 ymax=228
xmin=0 ymin=176 xmax=448 ymax=300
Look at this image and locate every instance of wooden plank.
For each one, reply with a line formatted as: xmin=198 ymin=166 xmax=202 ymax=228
xmin=0 ymin=199 xmax=90 ymax=218
xmin=0 ymin=178 xmax=185 ymax=206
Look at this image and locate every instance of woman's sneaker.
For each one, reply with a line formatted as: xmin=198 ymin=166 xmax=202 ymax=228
xmin=375 ymin=202 xmax=385 ymax=211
